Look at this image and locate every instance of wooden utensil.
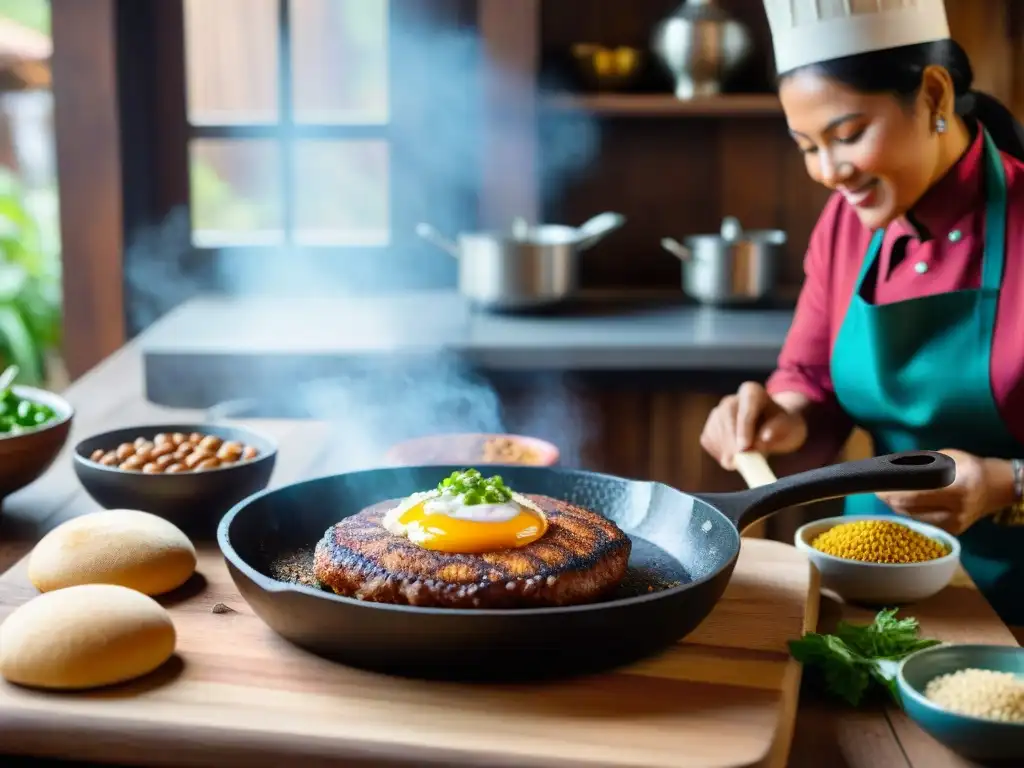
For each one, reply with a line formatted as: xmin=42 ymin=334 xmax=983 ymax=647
xmin=735 ymin=450 xmax=777 ymax=488
xmin=734 ymin=451 xmax=777 ymax=538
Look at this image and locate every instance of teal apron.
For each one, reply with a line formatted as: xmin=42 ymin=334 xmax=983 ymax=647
xmin=831 ymin=128 xmax=1024 ymax=625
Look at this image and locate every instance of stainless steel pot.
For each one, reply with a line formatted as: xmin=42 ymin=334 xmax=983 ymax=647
xmin=416 ymin=212 xmax=626 ymax=310
xmin=661 ymin=216 xmax=785 ymax=306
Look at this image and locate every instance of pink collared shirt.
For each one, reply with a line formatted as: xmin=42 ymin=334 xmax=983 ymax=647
xmin=765 ymin=124 xmax=1024 ymax=444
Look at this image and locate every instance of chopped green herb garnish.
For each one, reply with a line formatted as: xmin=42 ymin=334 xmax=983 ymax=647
xmin=788 ymin=608 xmax=940 ymax=706
xmin=438 ymin=468 xmax=513 ymax=505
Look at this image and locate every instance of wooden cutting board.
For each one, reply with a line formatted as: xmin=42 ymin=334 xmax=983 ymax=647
xmin=0 ymin=538 xmax=819 ymax=768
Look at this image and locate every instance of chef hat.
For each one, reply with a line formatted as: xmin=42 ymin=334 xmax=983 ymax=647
xmin=763 ymin=0 xmax=951 ymax=75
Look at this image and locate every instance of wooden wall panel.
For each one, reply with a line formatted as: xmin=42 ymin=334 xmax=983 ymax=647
xmin=51 ymin=0 xmax=126 ymax=380
xmin=479 ymin=0 xmax=540 ymax=228
xmin=544 ymin=118 xmax=720 ymax=288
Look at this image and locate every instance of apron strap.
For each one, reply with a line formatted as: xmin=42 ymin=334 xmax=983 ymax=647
xmin=980 ymin=128 xmax=1009 ymax=292
xmin=854 ymin=228 xmax=885 ymax=292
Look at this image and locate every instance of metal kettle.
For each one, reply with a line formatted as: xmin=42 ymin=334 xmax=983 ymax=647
xmin=651 ymin=0 xmax=753 ymax=99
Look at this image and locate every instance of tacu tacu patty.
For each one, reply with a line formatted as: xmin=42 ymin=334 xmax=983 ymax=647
xmin=313 ymin=494 xmax=631 ymax=609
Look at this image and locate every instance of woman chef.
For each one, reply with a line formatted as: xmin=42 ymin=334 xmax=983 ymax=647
xmin=700 ymin=0 xmax=1024 ymax=624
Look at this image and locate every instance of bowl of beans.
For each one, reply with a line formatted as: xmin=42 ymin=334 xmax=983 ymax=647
xmin=72 ymin=423 xmax=276 ymax=536
xmin=794 ymin=515 xmax=960 ymax=605
xmin=0 ymin=385 xmax=73 ymax=500
xmin=897 ymin=643 xmax=1024 ymax=761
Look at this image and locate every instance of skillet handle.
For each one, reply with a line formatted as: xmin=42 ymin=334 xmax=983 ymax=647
xmin=693 ymin=450 xmax=956 ymax=532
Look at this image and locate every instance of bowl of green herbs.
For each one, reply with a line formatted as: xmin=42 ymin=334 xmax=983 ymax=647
xmin=0 ymin=381 xmax=73 ymax=500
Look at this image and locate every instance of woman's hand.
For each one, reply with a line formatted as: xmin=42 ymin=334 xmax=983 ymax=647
xmin=876 ymin=450 xmax=1016 ymax=535
xmin=700 ymin=382 xmax=809 ymax=470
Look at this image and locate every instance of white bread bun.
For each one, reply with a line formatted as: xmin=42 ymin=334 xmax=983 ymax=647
xmin=28 ymin=509 xmax=197 ymax=595
xmin=0 ymin=583 xmax=176 ymax=690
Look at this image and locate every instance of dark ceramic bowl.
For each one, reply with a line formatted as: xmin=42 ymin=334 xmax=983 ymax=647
xmin=897 ymin=643 xmax=1024 ymax=762
xmin=73 ymin=423 xmax=277 ymax=538
xmin=0 ymin=385 xmax=74 ymax=501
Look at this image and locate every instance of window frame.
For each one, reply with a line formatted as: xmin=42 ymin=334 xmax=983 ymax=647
xmin=117 ymin=0 xmax=478 ymax=337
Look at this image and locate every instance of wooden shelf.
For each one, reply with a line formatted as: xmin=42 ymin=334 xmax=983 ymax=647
xmin=540 ymin=93 xmax=783 ymax=117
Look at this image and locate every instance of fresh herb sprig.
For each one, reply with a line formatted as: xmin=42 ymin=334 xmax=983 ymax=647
xmin=788 ymin=608 xmax=941 ymax=706
xmin=438 ymin=468 xmax=513 ymax=505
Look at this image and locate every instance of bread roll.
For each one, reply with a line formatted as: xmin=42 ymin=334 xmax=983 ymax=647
xmin=0 ymin=584 xmax=176 ymax=690
xmin=28 ymin=509 xmax=197 ymax=596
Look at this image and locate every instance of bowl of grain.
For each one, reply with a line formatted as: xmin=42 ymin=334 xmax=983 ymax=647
xmin=794 ymin=515 xmax=959 ymax=604
xmin=383 ymin=433 xmax=560 ymax=467
xmin=897 ymin=643 xmax=1024 ymax=761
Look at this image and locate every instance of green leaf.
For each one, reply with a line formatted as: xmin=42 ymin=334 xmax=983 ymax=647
xmin=0 ymin=263 xmax=26 ymax=301
xmin=789 ymin=632 xmax=872 ymax=706
xmin=788 ymin=609 xmax=939 ymax=707
xmin=0 ymin=304 xmax=43 ymax=385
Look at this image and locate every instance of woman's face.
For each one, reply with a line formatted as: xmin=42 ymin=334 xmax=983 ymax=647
xmin=778 ymin=69 xmax=941 ymax=230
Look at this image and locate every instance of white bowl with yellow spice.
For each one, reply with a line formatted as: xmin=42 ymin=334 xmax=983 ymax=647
xmin=794 ymin=515 xmax=960 ymax=604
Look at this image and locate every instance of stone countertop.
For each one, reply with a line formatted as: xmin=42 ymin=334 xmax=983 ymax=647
xmin=139 ymin=290 xmax=795 ymax=371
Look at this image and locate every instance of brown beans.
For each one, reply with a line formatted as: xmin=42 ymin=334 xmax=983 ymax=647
xmin=150 ymin=443 xmax=175 ymax=459
xmin=87 ymin=429 xmax=261 ymax=474
xmin=217 ymin=442 xmax=243 ymax=461
xmin=120 ymin=455 xmax=145 ymax=471
xmin=183 ymin=451 xmax=207 ymax=469
xmin=198 ymin=435 xmax=222 ymax=452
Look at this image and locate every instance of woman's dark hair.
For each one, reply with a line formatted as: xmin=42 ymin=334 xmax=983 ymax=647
xmin=777 ymin=39 xmax=1024 ymax=161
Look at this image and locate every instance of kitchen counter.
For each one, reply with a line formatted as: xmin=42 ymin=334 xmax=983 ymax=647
xmin=139 ymin=290 xmax=795 ymax=407
xmin=1 ymin=331 xmax=1021 ymax=767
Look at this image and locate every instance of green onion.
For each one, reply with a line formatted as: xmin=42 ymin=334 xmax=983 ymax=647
xmin=0 ymin=388 xmax=55 ymax=434
xmin=436 ymin=468 xmax=513 ymax=505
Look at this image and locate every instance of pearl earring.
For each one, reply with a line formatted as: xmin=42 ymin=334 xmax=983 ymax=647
xmin=935 ymin=115 xmax=948 ymax=134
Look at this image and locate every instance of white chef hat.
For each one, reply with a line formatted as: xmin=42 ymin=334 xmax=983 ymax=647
xmin=763 ymin=0 xmax=951 ymax=75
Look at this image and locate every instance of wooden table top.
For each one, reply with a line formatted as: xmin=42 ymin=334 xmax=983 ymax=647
xmin=0 ymin=340 xmax=1020 ymax=768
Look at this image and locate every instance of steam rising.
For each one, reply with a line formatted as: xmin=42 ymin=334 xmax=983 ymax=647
xmin=128 ymin=8 xmax=601 ymax=473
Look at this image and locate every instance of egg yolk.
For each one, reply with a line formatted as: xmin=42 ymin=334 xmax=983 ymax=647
xmin=396 ymin=501 xmax=548 ymax=554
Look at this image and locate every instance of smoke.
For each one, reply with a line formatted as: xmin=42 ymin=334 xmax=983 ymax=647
xmin=127 ymin=5 xmax=601 ymax=474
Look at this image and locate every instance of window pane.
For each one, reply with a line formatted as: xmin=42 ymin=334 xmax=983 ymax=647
xmin=293 ymin=140 xmax=389 ymax=245
xmin=189 ymin=139 xmax=283 ymax=246
xmin=290 ymin=0 xmax=388 ymax=124
xmin=184 ymin=0 xmax=278 ymax=125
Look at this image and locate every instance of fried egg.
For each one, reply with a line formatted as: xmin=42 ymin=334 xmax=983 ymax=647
xmin=382 ymin=488 xmax=548 ymax=554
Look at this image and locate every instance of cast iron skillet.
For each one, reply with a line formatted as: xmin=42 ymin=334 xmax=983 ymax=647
xmin=218 ymin=450 xmax=954 ymax=681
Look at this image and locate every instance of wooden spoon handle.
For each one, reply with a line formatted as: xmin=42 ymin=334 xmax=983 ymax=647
xmin=734 ymin=451 xmax=777 ymax=489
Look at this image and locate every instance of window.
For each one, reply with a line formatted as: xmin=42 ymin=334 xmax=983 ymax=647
xmin=116 ymin=0 xmax=478 ymax=331
xmin=184 ymin=0 xmax=390 ymax=248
